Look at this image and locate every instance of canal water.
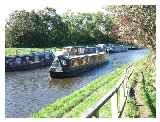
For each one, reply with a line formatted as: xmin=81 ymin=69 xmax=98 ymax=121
xmin=5 ymin=49 xmax=148 ymax=118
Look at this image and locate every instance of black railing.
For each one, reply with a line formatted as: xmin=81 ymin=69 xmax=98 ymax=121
xmin=81 ymin=65 xmax=133 ymax=118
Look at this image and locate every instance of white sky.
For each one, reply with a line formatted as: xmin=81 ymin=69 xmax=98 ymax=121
xmin=2 ymin=0 xmax=156 ymax=19
xmin=3 ymin=0 xmax=108 ymax=18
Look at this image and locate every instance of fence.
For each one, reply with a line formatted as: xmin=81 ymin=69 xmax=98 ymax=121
xmin=81 ymin=65 xmax=134 ymax=118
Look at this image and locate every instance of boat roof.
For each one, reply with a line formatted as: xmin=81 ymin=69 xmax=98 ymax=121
xmin=64 ymin=46 xmax=85 ymax=49
xmin=67 ymin=53 xmax=101 ymax=59
xmin=85 ymin=46 xmax=96 ymax=49
xmin=97 ymin=44 xmax=106 ymax=46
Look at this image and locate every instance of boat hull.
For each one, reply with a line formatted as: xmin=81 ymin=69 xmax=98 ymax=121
xmin=5 ymin=61 xmax=52 ymax=72
xmin=128 ymin=47 xmax=141 ymax=50
xmin=49 ymin=60 xmax=108 ymax=78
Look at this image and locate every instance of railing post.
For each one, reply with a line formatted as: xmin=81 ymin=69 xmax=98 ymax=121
xmin=81 ymin=65 xmax=133 ymax=118
xmin=111 ymin=90 xmax=118 ymax=118
xmin=119 ymin=84 xmax=124 ymax=112
xmin=124 ymin=79 xmax=128 ymax=97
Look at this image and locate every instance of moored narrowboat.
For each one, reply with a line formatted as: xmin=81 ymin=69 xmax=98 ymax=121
xmin=5 ymin=50 xmax=55 ymax=72
xmin=49 ymin=45 xmax=108 ymax=78
xmin=106 ymin=44 xmax=128 ymax=53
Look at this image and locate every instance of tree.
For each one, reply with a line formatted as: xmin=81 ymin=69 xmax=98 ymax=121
xmin=105 ymin=5 xmax=156 ymax=49
xmin=5 ymin=7 xmax=68 ymax=48
xmin=5 ymin=10 xmax=31 ymax=47
xmin=62 ymin=11 xmax=115 ymax=45
xmin=5 ymin=7 xmax=121 ymax=48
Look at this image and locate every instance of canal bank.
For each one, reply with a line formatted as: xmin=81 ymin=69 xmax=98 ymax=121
xmin=5 ymin=49 xmax=148 ymax=117
xmin=33 ymin=65 xmax=127 ymax=117
xmin=33 ymin=50 xmax=155 ymax=118
xmin=123 ymin=52 xmax=156 ymax=118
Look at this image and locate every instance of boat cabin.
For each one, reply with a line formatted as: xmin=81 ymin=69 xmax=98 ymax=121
xmin=63 ymin=46 xmax=86 ymax=56
xmin=50 ymin=45 xmax=107 ymax=72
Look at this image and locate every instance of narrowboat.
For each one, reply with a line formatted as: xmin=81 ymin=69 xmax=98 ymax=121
xmin=128 ymin=46 xmax=140 ymax=50
xmin=106 ymin=44 xmax=128 ymax=53
xmin=5 ymin=50 xmax=55 ymax=72
xmin=49 ymin=45 xmax=108 ymax=78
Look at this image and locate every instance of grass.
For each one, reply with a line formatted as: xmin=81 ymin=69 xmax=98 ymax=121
xmin=123 ymin=52 xmax=156 ymax=118
xmin=32 ymin=65 xmax=128 ymax=118
xmin=32 ymin=51 xmax=156 ymax=118
xmin=63 ymin=75 xmax=119 ymax=117
xmin=140 ymin=55 xmax=156 ymax=117
xmin=123 ymin=97 xmax=139 ymax=118
xmin=99 ymin=100 xmax=111 ymax=117
xmin=5 ymin=48 xmax=63 ymax=56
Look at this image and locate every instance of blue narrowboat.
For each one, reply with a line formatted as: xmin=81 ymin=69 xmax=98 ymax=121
xmin=5 ymin=50 xmax=54 ymax=72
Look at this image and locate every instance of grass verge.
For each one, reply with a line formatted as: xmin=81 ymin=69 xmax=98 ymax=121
xmin=33 ymin=65 xmax=127 ymax=118
xmin=123 ymin=52 xmax=156 ymax=118
xmin=33 ymin=51 xmax=156 ymax=118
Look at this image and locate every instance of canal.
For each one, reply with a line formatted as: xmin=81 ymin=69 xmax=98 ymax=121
xmin=5 ymin=49 xmax=148 ymax=118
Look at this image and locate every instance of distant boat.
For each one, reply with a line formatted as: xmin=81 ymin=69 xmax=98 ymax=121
xmin=5 ymin=51 xmax=54 ymax=72
xmin=49 ymin=45 xmax=109 ymax=78
xmin=128 ymin=46 xmax=140 ymax=50
xmin=105 ymin=44 xmax=128 ymax=53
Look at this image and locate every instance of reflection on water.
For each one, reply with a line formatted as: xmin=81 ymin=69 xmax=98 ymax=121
xmin=5 ymin=49 xmax=148 ymax=118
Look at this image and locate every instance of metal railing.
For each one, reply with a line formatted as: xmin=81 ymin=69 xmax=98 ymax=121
xmin=81 ymin=65 xmax=134 ymax=118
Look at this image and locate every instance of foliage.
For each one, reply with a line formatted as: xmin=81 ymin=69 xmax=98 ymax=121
xmin=62 ymin=11 xmax=116 ymax=45
xmin=6 ymin=7 xmax=120 ymax=48
xmin=6 ymin=6 xmax=156 ymax=49
xmin=124 ymin=97 xmax=139 ymax=118
xmin=105 ymin=5 xmax=156 ymax=49
xmin=140 ymin=53 xmax=156 ymax=117
xmin=5 ymin=7 xmax=68 ymax=48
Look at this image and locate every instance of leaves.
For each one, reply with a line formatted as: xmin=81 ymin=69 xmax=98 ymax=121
xmin=6 ymin=8 xmax=117 ymax=48
xmin=105 ymin=5 xmax=156 ymax=49
xmin=6 ymin=6 xmax=155 ymax=49
xmin=5 ymin=7 xmax=68 ymax=48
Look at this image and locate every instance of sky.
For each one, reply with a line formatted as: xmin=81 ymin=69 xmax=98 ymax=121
xmin=2 ymin=0 xmax=156 ymax=18
xmin=3 ymin=0 xmax=109 ymax=18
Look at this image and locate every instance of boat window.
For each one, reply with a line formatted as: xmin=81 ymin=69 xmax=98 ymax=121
xmin=52 ymin=59 xmax=61 ymax=67
xmin=71 ymin=58 xmax=79 ymax=67
xmin=85 ymin=48 xmax=96 ymax=54
xmin=25 ymin=56 xmax=30 ymax=60
xmin=6 ymin=58 xmax=14 ymax=65
xmin=97 ymin=47 xmax=104 ymax=52
xmin=58 ymin=56 xmax=68 ymax=66
xmin=45 ymin=53 xmax=50 ymax=59
xmin=61 ymin=59 xmax=67 ymax=66
xmin=70 ymin=48 xmax=76 ymax=55
xmin=77 ymin=48 xmax=85 ymax=55
xmin=64 ymin=48 xmax=71 ymax=56
xmin=34 ymin=55 xmax=39 ymax=62
xmin=82 ymin=57 xmax=87 ymax=65
xmin=6 ymin=58 xmax=10 ymax=64
xmin=15 ymin=57 xmax=22 ymax=64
